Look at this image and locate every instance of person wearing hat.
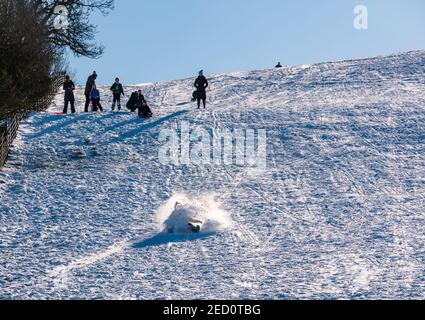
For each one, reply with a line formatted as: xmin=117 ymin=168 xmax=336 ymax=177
xmin=126 ymin=90 xmax=153 ymax=118
xmin=84 ymin=71 xmax=97 ymax=112
xmin=63 ymin=75 xmax=76 ymax=114
xmin=110 ymin=77 xmax=125 ymax=111
xmin=194 ymin=70 xmax=209 ymax=109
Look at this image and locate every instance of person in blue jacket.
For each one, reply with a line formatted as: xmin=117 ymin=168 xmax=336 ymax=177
xmin=90 ymin=84 xmax=103 ymax=112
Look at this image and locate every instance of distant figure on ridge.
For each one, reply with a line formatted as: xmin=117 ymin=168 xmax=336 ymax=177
xmin=84 ymin=71 xmax=97 ymax=112
xmin=275 ymin=62 xmax=283 ymax=68
xmin=90 ymin=83 xmax=103 ymax=112
xmin=194 ymin=70 xmax=209 ymax=109
xmin=126 ymin=90 xmax=153 ymax=118
xmin=63 ymin=75 xmax=76 ymax=114
xmin=110 ymin=77 xmax=125 ymax=111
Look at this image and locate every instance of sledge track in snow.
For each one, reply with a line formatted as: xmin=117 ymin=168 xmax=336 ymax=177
xmin=1 ymin=51 xmax=425 ymax=299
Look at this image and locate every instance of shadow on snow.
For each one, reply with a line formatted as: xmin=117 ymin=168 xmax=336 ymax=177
xmin=29 ymin=112 xmax=128 ymax=139
xmin=109 ymin=109 xmax=190 ymax=143
xmin=132 ymin=232 xmax=215 ymax=249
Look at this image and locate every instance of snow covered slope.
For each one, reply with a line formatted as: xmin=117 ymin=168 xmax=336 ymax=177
xmin=1 ymin=51 xmax=425 ymax=299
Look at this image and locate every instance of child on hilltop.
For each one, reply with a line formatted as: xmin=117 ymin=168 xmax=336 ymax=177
xmin=90 ymin=83 xmax=103 ymax=112
xmin=110 ymin=77 xmax=125 ymax=111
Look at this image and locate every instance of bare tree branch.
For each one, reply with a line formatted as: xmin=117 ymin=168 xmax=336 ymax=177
xmin=38 ymin=0 xmax=114 ymax=58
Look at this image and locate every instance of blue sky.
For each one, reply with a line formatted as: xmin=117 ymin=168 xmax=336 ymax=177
xmin=69 ymin=0 xmax=425 ymax=85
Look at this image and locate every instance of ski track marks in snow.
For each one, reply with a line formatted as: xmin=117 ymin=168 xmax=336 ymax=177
xmin=1 ymin=51 xmax=425 ymax=299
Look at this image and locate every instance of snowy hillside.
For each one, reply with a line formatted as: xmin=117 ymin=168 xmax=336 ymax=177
xmin=1 ymin=51 xmax=425 ymax=299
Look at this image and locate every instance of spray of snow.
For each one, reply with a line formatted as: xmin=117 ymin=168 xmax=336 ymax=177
xmin=155 ymin=192 xmax=233 ymax=234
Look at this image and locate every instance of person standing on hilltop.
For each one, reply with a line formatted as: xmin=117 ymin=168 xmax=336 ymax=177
xmin=194 ymin=70 xmax=209 ymax=109
xmin=275 ymin=62 xmax=283 ymax=68
xmin=110 ymin=77 xmax=125 ymax=111
xmin=63 ymin=75 xmax=76 ymax=114
xmin=90 ymin=83 xmax=103 ymax=112
xmin=84 ymin=71 xmax=97 ymax=112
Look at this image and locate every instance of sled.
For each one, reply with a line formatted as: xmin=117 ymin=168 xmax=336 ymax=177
xmin=192 ymin=90 xmax=199 ymax=101
xmin=176 ymin=101 xmax=191 ymax=106
xmin=139 ymin=113 xmax=153 ymax=119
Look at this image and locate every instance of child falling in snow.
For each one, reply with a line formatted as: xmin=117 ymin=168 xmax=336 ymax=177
xmin=166 ymin=202 xmax=203 ymax=234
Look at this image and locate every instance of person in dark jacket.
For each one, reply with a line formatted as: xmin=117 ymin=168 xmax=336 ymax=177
xmin=110 ymin=77 xmax=125 ymax=111
xmin=63 ymin=75 xmax=76 ymax=114
xmin=194 ymin=70 xmax=208 ymax=109
xmin=90 ymin=84 xmax=103 ymax=112
xmin=275 ymin=62 xmax=283 ymax=68
xmin=126 ymin=90 xmax=153 ymax=118
xmin=84 ymin=71 xmax=97 ymax=112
